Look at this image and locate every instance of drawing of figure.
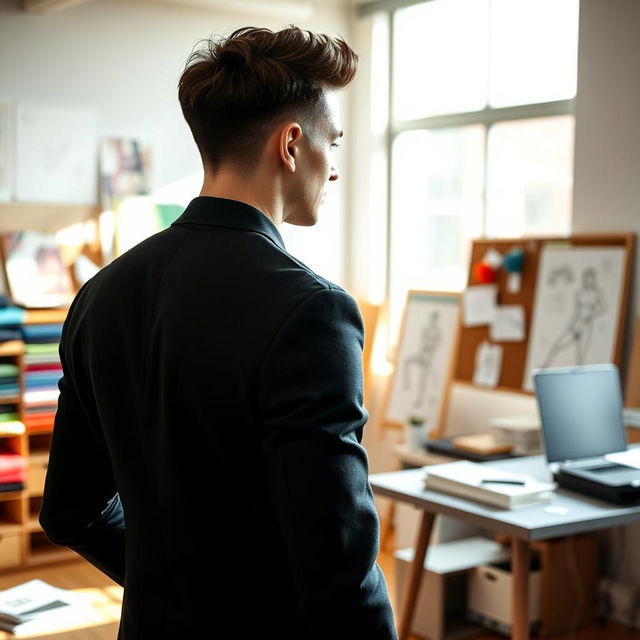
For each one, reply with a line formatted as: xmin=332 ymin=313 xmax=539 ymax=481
xmin=542 ymin=267 xmax=607 ymax=367
xmin=403 ymin=311 xmax=441 ymax=407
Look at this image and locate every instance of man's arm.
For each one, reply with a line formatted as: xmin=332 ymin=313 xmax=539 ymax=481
xmin=40 ymin=324 xmax=125 ymax=586
xmin=258 ymin=287 xmax=397 ymax=640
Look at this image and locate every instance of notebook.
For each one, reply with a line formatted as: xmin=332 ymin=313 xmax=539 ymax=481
xmin=533 ymin=363 xmax=640 ymax=503
xmin=423 ymin=460 xmax=556 ymax=509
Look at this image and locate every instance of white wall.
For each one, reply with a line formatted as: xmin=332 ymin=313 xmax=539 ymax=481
xmin=572 ymin=0 xmax=640 ymax=589
xmin=0 ymin=0 xmax=353 ymax=284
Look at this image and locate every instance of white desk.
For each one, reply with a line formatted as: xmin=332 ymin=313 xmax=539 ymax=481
xmin=370 ymin=455 xmax=640 ymax=640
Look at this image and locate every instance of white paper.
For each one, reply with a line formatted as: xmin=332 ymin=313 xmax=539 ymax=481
xmin=386 ymin=294 xmax=459 ymax=431
xmin=523 ymin=246 xmax=626 ymax=390
xmin=605 ymin=447 xmax=640 ymax=469
xmin=463 ymin=284 xmax=498 ymax=327
xmin=15 ymin=104 xmax=98 ymax=204
xmin=73 ymin=254 xmax=101 ymax=285
xmin=490 ymin=305 xmax=526 ymax=342
xmin=473 ymin=341 xmax=503 ymax=388
xmin=507 ymin=272 xmax=522 ymax=293
xmin=0 ymin=579 xmax=94 ymax=634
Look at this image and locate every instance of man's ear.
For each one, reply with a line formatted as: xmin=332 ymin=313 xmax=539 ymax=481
xmin=279 ymin=123 xmax=303 ymax=173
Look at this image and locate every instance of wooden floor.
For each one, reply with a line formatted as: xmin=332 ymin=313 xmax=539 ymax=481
xmin=0 ymin=548 xmax=635 ymax=639
xmin=377 ymin=537 xmax=640 ymax=640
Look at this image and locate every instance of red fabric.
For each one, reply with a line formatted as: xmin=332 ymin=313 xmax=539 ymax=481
xmin=25 ymin=363 xmax=63 ymax=373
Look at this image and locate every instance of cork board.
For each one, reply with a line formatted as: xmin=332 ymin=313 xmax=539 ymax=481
xmin=454 ymin=234 xmax=635 ymax=394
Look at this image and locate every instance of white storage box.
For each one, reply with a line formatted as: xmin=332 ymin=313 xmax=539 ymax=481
xmin=467 ymin=558 xmax=541 ymax=635
xmin=395 ymin=537 xmax=510 ymax=640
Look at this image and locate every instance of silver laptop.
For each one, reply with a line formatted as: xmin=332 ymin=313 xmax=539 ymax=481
xmin=533 ymin=363 xmax=640 ymax=488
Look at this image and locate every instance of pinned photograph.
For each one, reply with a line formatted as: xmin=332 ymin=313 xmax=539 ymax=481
xmin=1 ymin=232 xmax=75 ymax=308
xmin=100 ymin=138 xmax=152 ymax=210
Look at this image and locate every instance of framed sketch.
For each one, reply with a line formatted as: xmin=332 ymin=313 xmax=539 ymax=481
xmin=522 ymin=244 xmax=628 ymax=391
xmin=382 ymin=290 xmax=461 ymax=437
xmin=1 ymin=231 xmax=75 ymax=308
xmin=0 ymin=102 xmax=11 ymax=203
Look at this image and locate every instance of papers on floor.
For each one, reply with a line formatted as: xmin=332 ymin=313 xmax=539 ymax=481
xmin=0 ymin=579 xmax=93 ymax=634
xmin=423 ymin=460 xmax=556 ymax=510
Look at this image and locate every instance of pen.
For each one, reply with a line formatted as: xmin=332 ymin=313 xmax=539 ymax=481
xmin=480 ymin=479 xmax=526 ymax=485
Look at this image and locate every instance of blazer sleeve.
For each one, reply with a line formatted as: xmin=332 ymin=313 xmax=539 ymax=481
xmin=39 ymin=305 xmax=125 ymax=586
xmin=258 ymin=287 xmax=397 ymax=640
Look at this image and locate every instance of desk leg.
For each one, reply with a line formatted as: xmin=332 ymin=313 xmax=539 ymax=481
xmin=398 ymin=510 xmax=435 ymax=640
xmin=511 ymin=537 xmax=530 ymax=640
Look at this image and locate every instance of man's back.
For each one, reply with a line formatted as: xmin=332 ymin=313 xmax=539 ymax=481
xmin=41 ymin=197 xmax=397 ymax=639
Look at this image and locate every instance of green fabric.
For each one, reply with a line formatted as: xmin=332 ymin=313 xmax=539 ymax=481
xmin=25 ymin=343 xmax=59 ymax=355
xmin=0 ymin=364 xmax=19 ymax=377
xmin=0 ymin=413 xmax=19 ymax=422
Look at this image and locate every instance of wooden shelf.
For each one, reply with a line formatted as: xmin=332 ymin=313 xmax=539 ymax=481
xmin=0 ymin=521 xmax=23 ymax=535
xmin=26 ymin=545 xmax=76 ymax=567
xmin=24 ymin=308 xmax=69 ymax=325
xmin=0 ymin=491 xmax=25 ymax=503
xmin=26 ymin=515 xmax=43 ymax=533
xmin=0 ymin=341 xmax=24 ymax=357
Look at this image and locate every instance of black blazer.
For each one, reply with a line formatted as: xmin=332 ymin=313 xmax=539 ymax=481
xmin=40 ymin=197 xmax=397 ymax=640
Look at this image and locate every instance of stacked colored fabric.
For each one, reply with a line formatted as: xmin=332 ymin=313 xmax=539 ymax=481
xmin=0 ymin=302 xmax=26 ymax=343
xmin=0 ymin=364 xmax=20 ymax=400
xmin=0 ymin=452 xmax=26 ymax=492
xmin=21 ymin=324 xmax=63 ymax=433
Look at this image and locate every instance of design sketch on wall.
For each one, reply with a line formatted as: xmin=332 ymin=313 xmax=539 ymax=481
xmin=402 ymin=310 xmax=442 ymax=408
xmin=541 ymin=266 xmax=606 ymax=367
xmin=384 ymin=291 xmax=460 ymax=434
xmin=523 ymin=246 xmax=626 ymax=391
xmin=0 ymin=103 xmax=11 ymax=203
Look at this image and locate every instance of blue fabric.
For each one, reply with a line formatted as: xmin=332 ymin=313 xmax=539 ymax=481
xmin=0 ymin=307 xmax=26 ymax=327
xmin=21 ymin=324 xmax=64 ymax=340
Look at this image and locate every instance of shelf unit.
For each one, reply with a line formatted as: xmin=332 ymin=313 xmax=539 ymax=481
xmin=0 ymin=311 xmax=75 ymax=570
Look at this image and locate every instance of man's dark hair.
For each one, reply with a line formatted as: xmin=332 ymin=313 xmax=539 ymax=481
xmin=178 ymin=25 xmax=357 ymax=171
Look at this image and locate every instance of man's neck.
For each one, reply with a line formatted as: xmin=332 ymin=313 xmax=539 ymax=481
xmin=199 ymin=167 xmax=283 ymax=227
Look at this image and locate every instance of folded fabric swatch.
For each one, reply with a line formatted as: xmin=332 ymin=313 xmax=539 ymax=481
xmin=0 ymin=404 xmax=17 ymax=415
xmin=24 ymin=355 xmax=61 ymax=366
xmin=24 ymin=389 xmax=60 ymax=404
xmin=0 ymin=387 xmax=19 ymax=397
xmin=0 ymin=307 xmax=27 ymax=326
xmin=25 ymin=404 xmax=57 ymax=414
xmin=0 ymin=330 xmax=22 ymax=342
xmin=0 ymin=421 xmax=25 ymax=436
xmin=0 ymin=376 xmax=18 ymax=386
xmin=26 ymin=379 xmax=61 ymax=390
xmin=0 ymin=482 xmax=25 ymax=493
xmin=25 ymin=363 xmax=62 ymax=373
xmin=20 ymin=323 xmax=64 ymax=340
xmin=0 ymin=413 xmax=20 ymax=423
xmin=0 ymin=454 xmax=26 ymax=475
xmin=0 ymin=364 xmax=19 ymax=377
xmin=25 ymin=343 xmax=60 ymax=355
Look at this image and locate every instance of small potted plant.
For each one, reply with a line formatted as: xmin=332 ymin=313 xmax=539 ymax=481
xmin=406 ymin=415 xmax=426 ymax=451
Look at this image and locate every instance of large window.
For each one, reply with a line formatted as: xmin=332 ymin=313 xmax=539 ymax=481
xmin=361 ymin=0 xmax=580 ymax=341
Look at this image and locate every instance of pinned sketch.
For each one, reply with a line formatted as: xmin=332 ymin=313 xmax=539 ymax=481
xmin=463 ymin=284 xmax=498 ymax=327
xmin=473 ymin=341 xmax=503 ymax=388
xmin=0 ymin=102 xmax=11 ymax=203
xmin=490 ymin=305 xmax=526 ymax=342
xmin=15 ymin=105 xmax=98 ymax=204
xmin=384 ymin=292 xmax=460 ymax=434
xmin=523 ymin=246 xmax=626 ymax=390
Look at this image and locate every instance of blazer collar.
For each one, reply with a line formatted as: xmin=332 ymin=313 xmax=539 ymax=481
xmin=171 ymin=196 xmax=286 ymax=251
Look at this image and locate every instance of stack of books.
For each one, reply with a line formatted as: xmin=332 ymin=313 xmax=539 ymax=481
xmin=20 ymin=324 xmax=64 ymax=432
xmin=488 ymin=415 xmax=542 ymax=455
xmin=423 ymin=460 xmax=556 ymax=509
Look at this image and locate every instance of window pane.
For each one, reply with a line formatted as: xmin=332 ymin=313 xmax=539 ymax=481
xmin=490 ymin=0 xmax=579 ymax=108
xmin=393 ymin=0 xmax=489 ymax=120
xmin=389 ymin=127 xmax=484 ymax=339
xmin=486 ymin=115 xmax=574 ymax=237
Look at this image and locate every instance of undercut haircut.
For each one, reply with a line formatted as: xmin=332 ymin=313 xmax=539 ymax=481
xmin=178 ymin=26 xmax=357 ymax=172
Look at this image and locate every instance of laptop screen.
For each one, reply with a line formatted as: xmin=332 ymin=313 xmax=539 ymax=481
xmin=533 ymin=364 xmax=627 ymax=463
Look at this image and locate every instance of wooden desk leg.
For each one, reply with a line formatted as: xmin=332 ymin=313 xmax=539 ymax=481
xmin=379 ymin=500 xmax=395 ymax=551
xmin=398 ymin=510 xmax=436 ymax=640
xmin=511 ymin=537 xmax=530 ymax=640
